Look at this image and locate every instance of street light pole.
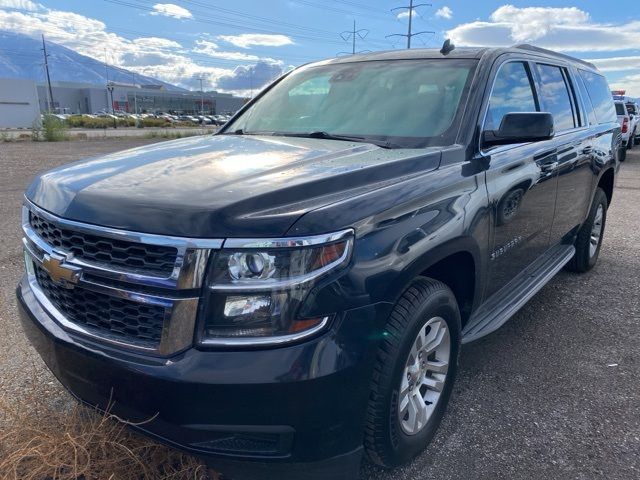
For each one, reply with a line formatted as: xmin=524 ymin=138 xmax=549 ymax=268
xmin=106 ymin=82 xmax=116 ymax=129
xmin=199 ymin=77 xmax=204 ymax=116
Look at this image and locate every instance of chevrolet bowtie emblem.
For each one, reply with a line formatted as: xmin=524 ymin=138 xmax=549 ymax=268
xmin=42 ymin=253 xmax=82 ymax=289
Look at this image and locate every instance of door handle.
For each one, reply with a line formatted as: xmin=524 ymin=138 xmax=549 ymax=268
xmin=540 ymin=161 xmax=558 ymax=172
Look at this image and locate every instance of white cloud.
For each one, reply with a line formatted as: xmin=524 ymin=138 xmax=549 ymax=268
xmin=194 ymin=39 xmax=262 ymax=62
xmin=435 ymin=6 xmax=452 ymax=20
xmin=447 ymin=5 xmax=640 ymax=52
xmin=0 ymin=0 xmax=40 ymax=11
xmin=0 ymin=4 xmax=285 ymax=93
xmin=610 ymin=73 xmax=640 ymax=97
xmin=150 ymin=3 xmax=192 ymax=19
xmin=396 ymin=10 xmax=416 ymax=20
xmin=218 ymin=33 xmax=293 ymax=49
xmin=585 ymin=56 xmax=640 ymax=72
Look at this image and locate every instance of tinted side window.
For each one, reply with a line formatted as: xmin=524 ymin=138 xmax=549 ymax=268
xmin=485 ymin=62 xmax=538 ymax=131
xmin=615 ymin=103 xmax=626 ymax=115
xmin=579 ymin=70 xmax=617 ymax=124
xmin=535 ymin=64 xmax=576 ymax=131
xmin=575 ymin=73 xmax=597 ymax=125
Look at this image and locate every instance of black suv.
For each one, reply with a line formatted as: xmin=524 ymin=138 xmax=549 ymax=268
xmin=17 ymin=44 xmax=620 ymax=480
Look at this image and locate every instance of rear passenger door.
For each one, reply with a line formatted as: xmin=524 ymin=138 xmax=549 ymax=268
xmin=531 ymin=62 xmax=594 ymax=244
xmin=481 ymin=60 xmax=558 ymax=299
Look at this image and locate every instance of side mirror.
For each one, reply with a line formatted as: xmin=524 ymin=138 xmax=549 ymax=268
xmin=483 ymin=112 xmax=554 ymax=147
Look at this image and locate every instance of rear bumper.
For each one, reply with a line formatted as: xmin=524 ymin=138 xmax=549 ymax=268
xmin=17 ymin=276 xmax=392 ymax=479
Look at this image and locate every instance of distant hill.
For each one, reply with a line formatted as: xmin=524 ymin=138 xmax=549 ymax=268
xmin=0 ymin=31 xmax=184 ymax=91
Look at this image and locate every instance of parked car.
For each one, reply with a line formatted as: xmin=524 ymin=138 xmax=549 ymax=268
xmin=17 ymin=44 xmax=620 ymax=480
xmin=615 ymin=100 xmax=631 ymax=160
xmin=625 ymin=101 xmax=640 ymax=146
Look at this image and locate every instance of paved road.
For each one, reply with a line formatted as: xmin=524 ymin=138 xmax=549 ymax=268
xmin=0 ymin=140 xmax=638 ymax=479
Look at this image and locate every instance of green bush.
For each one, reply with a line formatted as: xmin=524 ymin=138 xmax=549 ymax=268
xmin=42 ymin=115 xmax=68 ymax=141
xmin=141 ymin=117 xmax=167 ymax=128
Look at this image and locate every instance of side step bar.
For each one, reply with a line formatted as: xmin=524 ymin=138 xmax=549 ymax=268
xmin=462 ymin=244 xmax=575 ymax=343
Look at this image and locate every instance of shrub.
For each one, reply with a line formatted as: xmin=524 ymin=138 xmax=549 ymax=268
xmin=42 ymin=115 xmax=68 ymax=141
xmin=141 ymin=117 xmax=167 ymax=128
xmin=30 ymin=120 xmax=42 ymax=141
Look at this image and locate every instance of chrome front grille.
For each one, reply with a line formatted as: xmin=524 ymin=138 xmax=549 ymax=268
xmin=34 ymin=264 xmax=166 ymax=345
xmin=22 ymin=200 xmax=222 ymax=355
xmin=29 ymin=211 xmax=178 ymax=276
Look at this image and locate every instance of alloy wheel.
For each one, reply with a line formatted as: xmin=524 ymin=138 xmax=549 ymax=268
xmin=398 ymin=317 xmax=451 ymax=436
xmin=589 ymin=204 xmax=604 ymax=258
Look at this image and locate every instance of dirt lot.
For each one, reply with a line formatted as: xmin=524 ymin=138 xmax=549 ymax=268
xmin=0 ymin=139 xmax=638 ymax=479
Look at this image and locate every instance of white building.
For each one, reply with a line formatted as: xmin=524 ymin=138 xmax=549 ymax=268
xmin=0 ymin=78 xmax=40 ymax=128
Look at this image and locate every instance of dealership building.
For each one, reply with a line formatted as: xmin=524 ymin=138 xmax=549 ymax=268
xmin=0 ymin=77 xmax=247 ymax=127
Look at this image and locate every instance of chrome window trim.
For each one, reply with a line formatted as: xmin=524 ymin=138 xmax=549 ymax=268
xmin=199 ymin=316 xmax=330 ymax=347
xmin=222 ymin=228 xmax=354 ymax=249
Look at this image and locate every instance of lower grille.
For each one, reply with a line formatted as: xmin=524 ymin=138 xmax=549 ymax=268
xmin=34 ymin=265 xmax=166 ymax=345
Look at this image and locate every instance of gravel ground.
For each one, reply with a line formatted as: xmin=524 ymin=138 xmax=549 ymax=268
xmin=0 ymin=139 xmax=638 ymax=480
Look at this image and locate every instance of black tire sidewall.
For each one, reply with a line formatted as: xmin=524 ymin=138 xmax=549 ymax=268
xmin=382 ymin=286 xmax=461 ymax=465
xmin=586 ymin=191 xmax=607 ymax=269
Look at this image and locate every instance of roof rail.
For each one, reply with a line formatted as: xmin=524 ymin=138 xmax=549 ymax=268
xmin=512 ymin=44 xmax=597 ymax=70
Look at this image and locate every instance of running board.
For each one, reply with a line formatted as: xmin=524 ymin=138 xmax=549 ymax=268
xmin=462 ymin=244 xmax=575 ymax=343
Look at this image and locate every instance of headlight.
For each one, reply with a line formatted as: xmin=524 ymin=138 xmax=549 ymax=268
xmin=199 ymin=229 xmax=354 ymax=346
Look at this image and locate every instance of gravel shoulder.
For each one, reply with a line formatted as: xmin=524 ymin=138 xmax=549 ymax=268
xmin=0 ymin=139 xmax=638 ymax=480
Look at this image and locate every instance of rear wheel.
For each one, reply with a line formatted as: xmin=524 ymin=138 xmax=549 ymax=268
xmin=567 ymin=188 xmax=608 ymax=273
xmin=627 ymin=131 xmax=635 ymax=149
xmin=364 ymin=278 xmax=460 ymax=467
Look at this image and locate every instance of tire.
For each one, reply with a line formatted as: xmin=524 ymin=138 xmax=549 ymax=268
xmin=619 ymin=147 xmax=627 ymax=162
xmin=627 ymin=131 xmax=634 ymax=150
xmin=364 ymin=277 xmax=461 ymax=468
xmin=566 ymin=188 xmax=608 ymax=273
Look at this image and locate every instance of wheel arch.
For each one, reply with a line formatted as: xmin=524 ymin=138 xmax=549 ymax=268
xmin=387 ymin=237 xmax=483 ymax=329
xmin=597 ymin=167 xmax=615 ymax=207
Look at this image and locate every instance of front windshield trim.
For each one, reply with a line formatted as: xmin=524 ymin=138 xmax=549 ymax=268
xmin=223 ymin=58 xmax=479 ymax=149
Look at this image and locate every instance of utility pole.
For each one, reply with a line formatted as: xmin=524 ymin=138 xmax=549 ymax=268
xmin=387 ymin=1 xmax=434 ymax=49
xmin=41 ymin=35 xmax=54 ymax=113
xmin=338 ymin=20 xmax=369 ymax=55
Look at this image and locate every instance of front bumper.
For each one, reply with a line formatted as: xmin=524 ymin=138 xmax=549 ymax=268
xmin=17 ymin=276 xmax=392 ymax=480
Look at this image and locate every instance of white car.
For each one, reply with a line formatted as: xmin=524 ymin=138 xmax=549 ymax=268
xmin=624 ymin=101 xmax=640 ymax=146
xmin=615 ymin=100 xmax=630 ymax=161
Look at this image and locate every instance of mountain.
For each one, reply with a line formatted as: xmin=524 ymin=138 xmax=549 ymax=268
xmin=0 ymin=31 xmax=184 ymax=91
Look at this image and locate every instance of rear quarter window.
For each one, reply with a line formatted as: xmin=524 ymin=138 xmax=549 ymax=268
xmin=579 ymin=70 xmax=617 ymax=124
xmin=615 ymin=103 xmax=626 ymax=115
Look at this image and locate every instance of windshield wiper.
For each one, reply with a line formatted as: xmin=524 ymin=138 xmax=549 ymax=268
xmin=273 ymin=131 xmax=396 ymax=149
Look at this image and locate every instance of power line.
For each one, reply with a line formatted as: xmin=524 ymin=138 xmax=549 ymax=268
xmin=338 ymin=20 xmax=370 ymax=55
xmin=387 ymin=1 xmax=434 ymax=49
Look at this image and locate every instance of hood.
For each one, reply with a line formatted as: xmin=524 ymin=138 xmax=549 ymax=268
xmin=26 ymin=134 xmax=442 ymax=237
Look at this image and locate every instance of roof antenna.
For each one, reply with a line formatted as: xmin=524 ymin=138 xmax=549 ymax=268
xmin=440 ymin=39 xmax=455 ymax=55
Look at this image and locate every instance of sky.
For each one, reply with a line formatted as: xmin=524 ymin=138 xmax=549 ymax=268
xmin=1 ymin=0 xmax=640 ymax=96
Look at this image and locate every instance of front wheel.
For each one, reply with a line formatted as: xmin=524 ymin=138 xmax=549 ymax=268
xmin=364 ymin=278 xmax=460 ymax=467
xmin=567 ymin=188 xmax=608 ymax=273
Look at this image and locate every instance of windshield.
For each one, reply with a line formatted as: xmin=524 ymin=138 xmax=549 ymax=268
xmin=225 ymin=59 xmax=477 ymax=148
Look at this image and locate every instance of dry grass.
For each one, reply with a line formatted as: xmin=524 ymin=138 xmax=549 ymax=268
xmin=0 ymin=366 xmax=218 ymax=480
